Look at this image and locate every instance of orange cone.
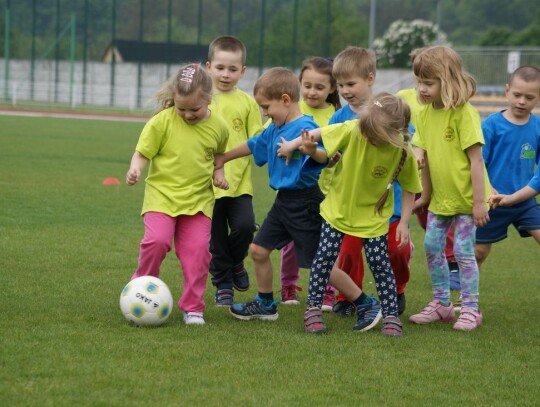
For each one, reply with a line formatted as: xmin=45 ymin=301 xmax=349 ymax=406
xmin=102 ymin=177 xmax=121 ymax=185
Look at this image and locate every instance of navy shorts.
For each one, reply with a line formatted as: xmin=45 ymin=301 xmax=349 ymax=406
xmin=476 ymin=199 xmax=540 ymax=244
xmin=253 ymin=186 xmax=324 ymax=268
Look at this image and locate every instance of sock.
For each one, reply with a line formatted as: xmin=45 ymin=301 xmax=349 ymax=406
xmin=258 ymin=292 xmax=274 ymax=306
xmin=353 ymin=292 xmax=368 ymax=307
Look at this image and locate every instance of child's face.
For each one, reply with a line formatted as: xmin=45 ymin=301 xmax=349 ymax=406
xmin=415 ymin=77 xmax=443 ymax=108
xmin=505 ymin=76 xmax=540 ymax=121
xmin=206 ymin=49 xmax=246 ymax=93
xmin=173 ymin=92 xmax=210 ymax=125
xmin=335 ymin=73 xmax=374 ymax=108
xmin=300 ymin=68 xmax=335 ymax=109
xmin=255 ymin=92 xmax=290 ymax=127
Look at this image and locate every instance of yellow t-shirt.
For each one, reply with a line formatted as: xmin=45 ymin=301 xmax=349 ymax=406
xmin=136 ymin=107 xmax=229 ymax=218
xmin=210 ymin=89 xmax=263 ymax=198
xmin=396 ymin=88 xmax=423 ymax=127
xmin=320 ymin=120 xmax=422 ymax=238
xmin=412 ymin=102 xmax=491 ymax=215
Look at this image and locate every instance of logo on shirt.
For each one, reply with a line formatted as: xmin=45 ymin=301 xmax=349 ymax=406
xmin=205 ymin=148 xmax=214 ymax=160
xmin=443 ymin=127 xmax=455 ymax=142
xmin=521 ymin=143 xmax=535 ymax=159
xmin=372 ymin=166 xmax=388 ymax=178
xmin=232 ymin=118 xmax=244 ymax=132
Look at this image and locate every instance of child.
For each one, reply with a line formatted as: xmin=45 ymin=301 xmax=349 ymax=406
xmin=489 ymin=166 xmax=539 ymax=207
xmin=279 ymin=56 xmax=341 ymax=307
xmin=126 ymin=64 xmax=229 ymax=326
xmin=214 ymin=67 xmax=326 ymax=321
xmin=205 ymin=36 xmax=263 ymax=307
xmin=325 ymin=47 xmax=414 ymax=318
xmin=475 ymin=66 xmax=540 ymax=264
xmin=278 ymin=93 xmax=422 ymax=335
xmin=408 ymin=46 xmax=491 ymax=331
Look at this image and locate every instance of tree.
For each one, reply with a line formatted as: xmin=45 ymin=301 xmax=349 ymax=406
xmin=373 ymin=19 xmax=448 ymax=68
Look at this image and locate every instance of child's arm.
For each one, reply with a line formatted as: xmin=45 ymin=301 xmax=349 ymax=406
xmin=412 ymin=145 xmax=426 ymax=169
xmin=413 ymin=155 xmax=432 ymax=213
xmin=396 ymin=190 xmax=415 ymax=249
xmin=126 ymin=151 xmax=149 ymax=186
xmin=299 ymin=129 xmax=328 ymax=164
xmin=277 ymin=128 xmax=322 ymax=165
xmin=467 ymin=144 xmax=490 ymax=227
xmin=489 ymin=185 xmax=538 ymax=208
xmin=213 ymin=167 xmax=229 ymax=190
xmin=214 ymin=142 xmax=252 ymax=170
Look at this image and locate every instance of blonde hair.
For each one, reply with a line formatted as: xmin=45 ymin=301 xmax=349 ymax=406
xmin=208 ymin=35 xmax=247 ymax=65
xmin=253 ymin=67 xmax=300 ymax=102
xmin=359 ymin=92 xmax=411 ymax=215
xmin=332 ymin=47 xmax=376 ymax=80
xmin=152 ymin=63 xmax=213 ymax=114
xmin=413 ymin=46 xmax=476 ymax=109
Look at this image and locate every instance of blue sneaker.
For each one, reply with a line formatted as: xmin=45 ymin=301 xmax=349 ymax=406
xmin=449 ymin=261 xmax=461 ymax=291
xmin=230 ymin=295 xmax=279 ymax=321
xmin=232 ymin=264 xmax=250 ymax=292
xmin=353 ymin=296 xmax=382 ymax=332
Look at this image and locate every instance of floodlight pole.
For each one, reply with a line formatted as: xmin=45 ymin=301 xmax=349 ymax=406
xmin=4 ymin=0 xmax=11 ymax=101
xmin=368 ymin=0 xmax=376 ymax=48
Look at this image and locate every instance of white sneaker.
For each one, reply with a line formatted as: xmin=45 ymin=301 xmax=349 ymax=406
xmin=183 ymin=311 xmax=205 ymax=325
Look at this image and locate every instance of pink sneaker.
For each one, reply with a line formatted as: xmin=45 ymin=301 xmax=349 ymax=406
xmin=409 ymin=301 xmax=455 ymax=324
xmin=281 ymin=285 xmax=301 ymax=305
xmin=453 ymin=308 xmax=482 ymax=331
xmin=321 ymin=288 xmax=335 ymax=312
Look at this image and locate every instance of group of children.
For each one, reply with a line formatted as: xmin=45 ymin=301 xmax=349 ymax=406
xmin=126 ymin=35 xmax=540 ymax=334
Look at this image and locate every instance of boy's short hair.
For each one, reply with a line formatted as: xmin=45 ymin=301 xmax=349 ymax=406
xmin=208 ymin=35 xmax=247 ymax=65
xmin=332 ymin=47 xmax=376 ymax=80
xmin=510 ymin=65 xmax=540 ymax=87
xmin=253 ymin=67 xmax=300 ymax=102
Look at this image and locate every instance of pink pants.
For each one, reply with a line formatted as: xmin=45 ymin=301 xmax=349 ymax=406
xmin=131 ymin=211 xmax=211 ymax=313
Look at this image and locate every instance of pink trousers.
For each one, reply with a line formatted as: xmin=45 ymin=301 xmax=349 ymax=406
xmin=131 ymin=211 xmax=211 ymax=312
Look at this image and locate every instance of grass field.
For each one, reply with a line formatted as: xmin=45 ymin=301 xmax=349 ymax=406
xmin=1 ymin=113 xmax=538 ymax=406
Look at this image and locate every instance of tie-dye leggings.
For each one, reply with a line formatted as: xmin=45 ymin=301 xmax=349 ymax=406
xmin=424 ymin=212 xmax=479 ymax=311
xmin=307 ymin=220 xmax=398 ymax=317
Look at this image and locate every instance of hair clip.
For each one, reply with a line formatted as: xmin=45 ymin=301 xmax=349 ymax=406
xmin=386 ymin=183 xmax=393 ymax=190
xmin=374 ymin=100 xmax=383 ymax=107
xmin=180 ymin=66 xmax=196 ymax=83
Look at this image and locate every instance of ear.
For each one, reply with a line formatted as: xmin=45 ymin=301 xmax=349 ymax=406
xmin=504 ymin=83 xmax=510 ymax=97
xmin=240 ymin=65 xmax=247 ymax=75
xmin=367 ymin=72 xmax=375 ymax=87
xmin=205 ymin=61 xmax=211 ymax=70
xmin=281 ymin=93 xmax=292 ymax=105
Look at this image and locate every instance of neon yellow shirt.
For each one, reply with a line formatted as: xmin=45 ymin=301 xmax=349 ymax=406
xmin=396 ymin=88 xmax=423 ymax=127
xmin=320 ymin=120 xmax=422 ymax=237
xmin=136 ymin=107 xmax=229 ymax=218
xmin=210 ymin=89 xmax=263 ymax=198
xmin=412 ymin=102 xmax=491 ymax=215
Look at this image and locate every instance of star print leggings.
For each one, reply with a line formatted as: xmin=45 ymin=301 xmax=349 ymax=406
xmin=307 ymin=220 xmax=398 ymax=317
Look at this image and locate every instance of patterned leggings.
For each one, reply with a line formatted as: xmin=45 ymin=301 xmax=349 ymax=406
xmin=307 ymin=221 xmax=398 ymax=317
xmin=425 ymin=212 xmax=479 ymax=310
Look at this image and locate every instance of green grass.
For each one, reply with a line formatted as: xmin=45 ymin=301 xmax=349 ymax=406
xmin=1 ymin=114 xmax=538 ymax=407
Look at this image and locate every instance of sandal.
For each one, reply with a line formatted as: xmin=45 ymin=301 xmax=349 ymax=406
xmin=381 ymin=315 xmax=403 ymax=336
xmin=304 ymin=307 xmax=327 ymax=334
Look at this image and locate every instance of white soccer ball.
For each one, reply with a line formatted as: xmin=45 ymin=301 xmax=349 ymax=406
xmin=120 ymin=276 xmax=173 ymax=326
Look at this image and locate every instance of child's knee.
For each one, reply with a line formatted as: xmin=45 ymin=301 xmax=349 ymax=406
xmin=474 ymin=243 xmax=491 ymax=264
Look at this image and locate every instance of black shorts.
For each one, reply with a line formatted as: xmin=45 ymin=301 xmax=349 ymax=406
xmin=253 ymin=186 xmax=324 ymax=268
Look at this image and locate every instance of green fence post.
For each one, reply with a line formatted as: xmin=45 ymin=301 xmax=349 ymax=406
xmin=4 ymin=0 xmax=11 ymax=101
xmin=69 ymin=13 xmax=76 ymax=108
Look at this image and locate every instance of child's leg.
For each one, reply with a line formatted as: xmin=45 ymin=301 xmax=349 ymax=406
xmin=250 ymin=243 xmax=274 ymax=294
xmin=387 ymin=220 xmax=411 ymax=295
xmin=132 ymin=212 xmax=175 ymax=279
xmin=174 ymin=212 xmax=212 ymax=313
xmin=335 ymin=235 xmax=365 ymax=302
xmin=226 ymin=194 xmax=255 ymax=266
xmin=209 ymin=198 xmax=233 ymax=288
xmin=363 ymin=235 xmax=398 ymax=317
xmin=424 ymin=213 xmax=454 ymax=305
xmin=453 ymin=215 xmax=479 ymax=311
xmin=280 ymin=241 xmax=300 ymax=287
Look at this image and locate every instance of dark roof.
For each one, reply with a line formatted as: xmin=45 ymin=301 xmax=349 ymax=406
xmin=107 ymin=40 xmax=209 ymax=64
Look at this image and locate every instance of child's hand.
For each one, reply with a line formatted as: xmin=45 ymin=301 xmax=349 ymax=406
xmin=213 ymin=167 xmax=229 ymax=190
xmin=472 ymin=202 xmax=490 ymax=227
xmin=489 ymin=193 xmax=512 ymax=208
xmin=126 ymin=168 xmax=140 ymax=186
xmin=276 ymin=137 xmax=297 ymax=165
xmin=395 ymin=221 xmax=410 ymax=249
xmin=327 ymin=151 xmax=342 ymax=168
xmin=298 ymin=129 xmax=318 ymax=157
xmin=413 ymin=146 xmax=425 ymax=169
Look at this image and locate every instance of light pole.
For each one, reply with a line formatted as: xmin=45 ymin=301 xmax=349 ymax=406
xmin=368 ymin=0 xmax=376 ymax=48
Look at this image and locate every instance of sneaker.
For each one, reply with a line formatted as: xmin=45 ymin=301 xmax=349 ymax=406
xmin=453 ymin=308 xmax=483 ymax=331
xmin=397 ymin=293 xmax=406 ymax=316
xmin=409 ymin=301 xmax=455 ymax=324
xmin=183 ymin=311 xmax=205 ymax=325
xmin=454 ymin=295 xmax=462 ymax=312
xmin=232 ymin=264 xmax=249 ymax=292
xmin=449 ymin=261 xmax=461 ymax=291
xmin=304 ymin=307 xmax=327 ymax=334
xmin=229 ymin=295 xmax=279 ymax=321
xmin=215 ymin=288 xmax=233 ymax=307
xmin=353 ymin=296 xmax=382 ymax=332
xmin=321 ymin=288 xmax=335 ymax=312
xmin=332 ymin=300 xmax=356 ymax=317
xmin=381 ymin=315 xmax=403 ymax=336
xmin=281 ymin=285 xmax=301 ymax=305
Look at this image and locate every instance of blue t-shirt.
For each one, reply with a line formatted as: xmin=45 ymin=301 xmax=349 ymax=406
xmin=247 ymin=115 xmax=324 ymax=190
xmin=482 ymin=111 xmax=540 ymax=198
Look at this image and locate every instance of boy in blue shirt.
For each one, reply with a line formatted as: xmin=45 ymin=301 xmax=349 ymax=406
xmin=214 ymin=67 xmax=326 ymax=320
xmin=476 ymin=65 xmax=540 ymax=265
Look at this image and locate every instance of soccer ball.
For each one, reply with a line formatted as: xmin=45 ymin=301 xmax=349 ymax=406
xmin=120 ymin=276 xmax=173 ymax=326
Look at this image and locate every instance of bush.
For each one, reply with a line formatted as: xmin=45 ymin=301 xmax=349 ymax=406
xmin=373 ymin=19 xmax=448 ymax=68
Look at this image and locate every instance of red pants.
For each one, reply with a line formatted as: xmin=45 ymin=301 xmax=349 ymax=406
xmin=335 ymin=220 xmax=411 ymax=302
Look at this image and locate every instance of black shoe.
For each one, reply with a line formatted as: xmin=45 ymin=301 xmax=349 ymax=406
xmin=332 ymin=300 xmax=356 ymax=317
xmin=232 ymin=264 xmax=250 ymax=291
xmin=397 ymin=293 xmax=406 ymax=316
xmin=215 ymin=288 xmax=234 ymax=307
